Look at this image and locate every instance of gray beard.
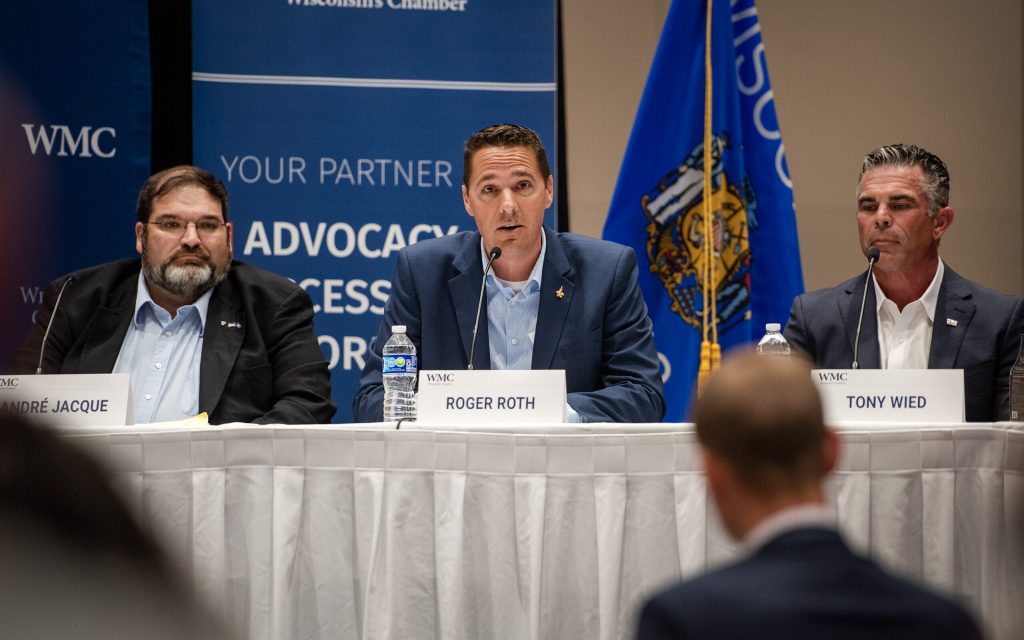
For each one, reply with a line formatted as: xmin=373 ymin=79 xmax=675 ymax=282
xmin=142 ymin=251 xmax=229 ymax=302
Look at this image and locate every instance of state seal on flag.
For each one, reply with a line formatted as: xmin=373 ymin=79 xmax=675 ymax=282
xmin=640 ymin=135 xmax=754 ymax=333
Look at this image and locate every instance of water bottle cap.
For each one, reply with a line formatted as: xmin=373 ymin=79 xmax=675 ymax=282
xmin=765 ymin=323 xmax=781 ymax=332
xmin=392 ymin=325 xmax=407 ymax=333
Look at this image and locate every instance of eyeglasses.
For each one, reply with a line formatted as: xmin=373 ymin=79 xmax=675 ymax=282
xmin=147 ymin=219 xmax=228 ymax=238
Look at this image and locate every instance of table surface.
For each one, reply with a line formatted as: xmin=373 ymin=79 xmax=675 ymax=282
xmin=68 ymin=421 xmax=1024 ymax=640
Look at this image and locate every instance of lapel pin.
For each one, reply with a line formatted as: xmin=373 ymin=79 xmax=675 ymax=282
xmin=222 ymin=321 xmax=242 ymax=329
xmin=946 ymin=318 xmax=958 ymax=327
xmin=555 ymin=285 xmax=565 ymax=299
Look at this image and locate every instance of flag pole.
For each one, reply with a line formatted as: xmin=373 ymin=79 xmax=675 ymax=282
xmin=698 ymin=0 xmax=720 ymax=395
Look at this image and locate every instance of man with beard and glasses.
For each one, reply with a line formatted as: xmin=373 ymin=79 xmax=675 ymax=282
xmin=12 ymin=166 xmax=335 ymax=425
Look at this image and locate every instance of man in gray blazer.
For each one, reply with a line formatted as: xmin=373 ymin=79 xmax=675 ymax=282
xmin=784 ymin=144 xmax=1023 ymax=421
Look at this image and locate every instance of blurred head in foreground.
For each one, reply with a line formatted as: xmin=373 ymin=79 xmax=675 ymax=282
xmin=636 ymin=352 xmax=982 ymax=640
xmin=0 ymin=415 xmax=225 ymax=639
xmin=695 ymin=350 xmax=837 ymax=541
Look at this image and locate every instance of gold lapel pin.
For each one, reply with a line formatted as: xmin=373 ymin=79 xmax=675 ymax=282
xmin=555 ymin=285 xmax=565 ymax=299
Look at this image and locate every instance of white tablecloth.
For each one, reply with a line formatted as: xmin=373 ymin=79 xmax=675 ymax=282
xmin=70 ymin=422 xmax=1024 ymax=640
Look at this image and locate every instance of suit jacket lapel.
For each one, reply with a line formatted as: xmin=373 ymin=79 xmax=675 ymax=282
xmin=449 ymin=234 xmax=490 ymax=369
xmin=842 ymin=271 xmax=881 ymax=369
xmin=74 ymin=276 xmax=138 ymax=373
xmin=532 ymin=228 xmax=574 ymax=369
xmin=929 ymin=267 xmax=974 ymax=368
xmin=200 ymin=278 xmax=245 ymax=413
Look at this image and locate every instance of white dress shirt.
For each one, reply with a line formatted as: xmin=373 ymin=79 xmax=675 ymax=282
xmin=873 ymin=260 xmax=944 ymax=369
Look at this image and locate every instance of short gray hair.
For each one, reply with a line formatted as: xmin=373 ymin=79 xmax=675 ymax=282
xmin=858 ymin=143 xmax=949 ymax=217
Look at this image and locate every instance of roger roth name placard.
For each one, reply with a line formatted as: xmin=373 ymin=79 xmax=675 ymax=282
xmin=417 ymin=369 xmax=566 ymax=425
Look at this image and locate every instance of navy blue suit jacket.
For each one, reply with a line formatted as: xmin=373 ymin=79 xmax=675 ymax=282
xmin=637 ymin=528 xmax=982 ymax=640
xmin=12 ymin=259 xmax=336 ymax=425
xmin=784 ymin=265 xmax=1024 ymax=422
xmin=353 ymin=228 xmax=665 ymax=423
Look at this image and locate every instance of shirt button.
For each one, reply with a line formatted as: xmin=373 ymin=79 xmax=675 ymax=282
xmin=165 ymin=331 xmax=173 ymax=337
xmin=511 ymin=338 xmax=519 ymax=345
xmin=145 ymin=393 xmax=153 ymax=400
xmin=154 ymin=362 xmax=162 ymax=369
xmin=897 ymin=337 xmax=904 ymax=344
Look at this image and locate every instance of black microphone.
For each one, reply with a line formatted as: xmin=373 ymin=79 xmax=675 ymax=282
xmin=851 ymin=247 xmax=880 ymax=369
xmin=36 ymin=276 xmax=76 ymax=375
xmin=468 ymin=246 xmax=501 ymax=370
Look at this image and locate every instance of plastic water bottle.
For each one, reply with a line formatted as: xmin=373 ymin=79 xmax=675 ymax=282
xmin=382 ymin=325 xmax=418 ymax=421
xmin=1010 ymin=330 xmax=1024 ymax=421
xmin=756 ymin=323 xmax=791 ymax=357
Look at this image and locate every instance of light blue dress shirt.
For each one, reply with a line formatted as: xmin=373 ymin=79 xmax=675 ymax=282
xmin=112 ymin=272 xmax=212 ymax=423
xmin=482 ymin=234 xmax=581 ymax=422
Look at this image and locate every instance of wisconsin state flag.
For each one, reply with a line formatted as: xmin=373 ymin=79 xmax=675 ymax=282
xmin=603 ymin=0 xmax=803 ymax=420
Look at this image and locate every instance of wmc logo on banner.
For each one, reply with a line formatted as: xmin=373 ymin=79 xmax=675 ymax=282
xmin=193 ymin=0 xmax=558 ymax=421
xmin=0 ymin=2 xmax=150 ymax=370
xmin=21 ymin=125 xmax=118 ymax=159
xmin=604 ymin=0 xmax=803 ymax=421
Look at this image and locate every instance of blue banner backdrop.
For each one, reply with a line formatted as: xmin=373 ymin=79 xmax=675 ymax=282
xmin=193 ymin=0 xmax=558 ymax=422
xmin=0 ymin=1 xmax=151 ymax=369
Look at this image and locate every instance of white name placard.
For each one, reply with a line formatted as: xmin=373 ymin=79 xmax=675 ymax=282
xmin=0 ymin=374 xmax=133 ymax=426
xmin=812 ymin=369 xmax=964 ymax=424
xmin=416 ymin=369 xmax=566 ymax=425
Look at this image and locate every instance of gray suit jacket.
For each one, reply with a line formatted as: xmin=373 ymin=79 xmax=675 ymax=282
xmin=13 ymin=259 xmax=335 ymax=425
xmin=784 ymin=265 xmax=1024 ymax=421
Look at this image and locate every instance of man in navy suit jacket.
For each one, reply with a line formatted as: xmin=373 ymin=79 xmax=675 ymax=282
xmin=636 ymin=351 xmax=982 ymax=640
xmin=784 ymin=143 xmax=1023 ymax=421
xmin=354 ymin=124 xmax=664 ymax=423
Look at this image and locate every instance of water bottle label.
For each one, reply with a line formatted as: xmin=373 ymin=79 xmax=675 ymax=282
xmin=383 ymin=354 xmax=417 ymax=374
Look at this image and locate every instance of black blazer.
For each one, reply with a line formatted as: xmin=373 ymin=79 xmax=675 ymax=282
xmin=13 ymin=259 xmax=335 ymax=425
xmin=784 ymin=265 xmax=1024 ymax=421
xmin=637 ymin=528 xmax=982 ymax=640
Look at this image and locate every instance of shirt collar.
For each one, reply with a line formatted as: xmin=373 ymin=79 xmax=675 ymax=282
xmin=740 ymin=502 xmax=838 ymax=555
xmin=873 ymin=258 xmax=944 ymax=321
xmin=480 ymin=229 xmax=546 ymax=292
xmin=133 ymin=270 xmax=214 ymax=331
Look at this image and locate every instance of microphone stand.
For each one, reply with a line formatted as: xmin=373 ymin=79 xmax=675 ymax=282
xmin=468 ymin=246 xmax=501 ymax=370
xmin=852 ymin=247 xmax=880 ymax=369
xmin=36 ymin=276 xmax=76 ymax=375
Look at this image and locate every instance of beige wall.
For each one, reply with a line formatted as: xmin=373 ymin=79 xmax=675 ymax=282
xmin=562 ymin=0 xmax=1023 ymax=297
